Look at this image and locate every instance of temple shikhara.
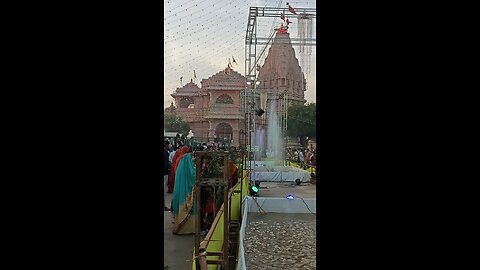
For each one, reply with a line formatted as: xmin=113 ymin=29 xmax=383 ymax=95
xmin=165 ymin=25 xmax=306 ymax=147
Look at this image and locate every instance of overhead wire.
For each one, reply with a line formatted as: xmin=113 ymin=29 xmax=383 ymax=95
xmin=164 ymin=0 xmax=213 ymax=20
xmin=164 ymin=2 xmax=316 ymax=63
xmin=164 ymin=2 xmax=249 ymax=31
xmin=163 ymin=3 xmax=249 ymax=66
xmin=164 ymin=45 xmax=315 ymax=84
xmin=164 ymin=0 xmax=207 ymax=14
xmin=163 ymin=0 xmax=316 ymax=105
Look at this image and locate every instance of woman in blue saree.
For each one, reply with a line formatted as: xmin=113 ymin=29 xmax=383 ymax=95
xmin=172 ymin=146 xmax=196 ymax=234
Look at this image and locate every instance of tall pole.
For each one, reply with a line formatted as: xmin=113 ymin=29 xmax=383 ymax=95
xmin=252 ymin=85 xmax=256 ymax=181
xmin=245 ymin=83 xmax=253 ymax=182
xmin=284 ymin=91 xmax=288 ymax=166
xmin=247 ymin=88 xmax=251 ymax=178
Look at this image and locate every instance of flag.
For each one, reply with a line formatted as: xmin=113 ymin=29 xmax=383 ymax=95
xmin=286 ymin=18 xmax=292 ymax=26
xmin=280 ymin=13 xmax=285 ymax=21
xmin=228 ymin=58 xmax=232 ymax=66
xmin=232 ymin=56 xmax=237 ymax=65
xmin=287 ymin=3 xmax=297 ymax=15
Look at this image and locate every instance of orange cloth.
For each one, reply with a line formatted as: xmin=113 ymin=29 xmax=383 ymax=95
xmin=169 ymin=146 xmax=190 ymax=191
xmin=227 ymin=160 xmax=238 ymax=188
xmin=173 ymin=146 xmax=190 ymax=172
xmin=227 ymin=160 xmax=236 ymax=179
xmin=203 ymin=200 xmax=215 ymax=215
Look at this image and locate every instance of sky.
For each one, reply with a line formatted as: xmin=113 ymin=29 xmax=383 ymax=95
xmin=164 ymin=0 xmax=317 ymax=108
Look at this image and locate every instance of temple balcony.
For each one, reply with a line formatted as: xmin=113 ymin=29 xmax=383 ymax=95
xmin=204 ymin=105 xmax=244 ymax=120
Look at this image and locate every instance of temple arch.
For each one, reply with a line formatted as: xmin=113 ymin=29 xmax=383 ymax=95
xmin=215 ymin=122 xmax=233 ymax=142
xmin=178 ymin=97 xmax=194 ymax=108
xmin=216 ymin=94 xmax=234 ymax=104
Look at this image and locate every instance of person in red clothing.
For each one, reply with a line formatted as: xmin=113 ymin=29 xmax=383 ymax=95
xmin=201 ymin=190 xmax=216 ymax=232
xmin=167 ymin=144 xmax=182 ymax=193
xmin=227 ymin=160 xmax=238 ymax=188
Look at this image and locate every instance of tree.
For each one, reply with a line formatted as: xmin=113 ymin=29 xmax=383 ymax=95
xmin=164 ymin=114 xmax=191 ymax=135
xmin=286 ymin=103 xmax=316 ymax=146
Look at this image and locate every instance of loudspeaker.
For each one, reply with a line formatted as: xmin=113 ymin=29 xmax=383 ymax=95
xmin=255 ymin=108 xmax=265 ymax=117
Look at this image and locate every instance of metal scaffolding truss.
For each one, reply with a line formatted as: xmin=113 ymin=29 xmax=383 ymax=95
xmin=244 ymin=6 xmax=316 ymax=85
xmin=242 ymin=6 xmax=316 ymax=178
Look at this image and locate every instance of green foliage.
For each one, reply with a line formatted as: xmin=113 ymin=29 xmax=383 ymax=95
xmin=203 ymin=156 xmax=223 ymax=178
xmin=164 ymin=114 xmax=191 ymax=135
xmin=287 ymin=103 xmax=316 ymax=145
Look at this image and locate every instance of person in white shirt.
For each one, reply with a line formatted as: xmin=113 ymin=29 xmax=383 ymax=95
xmin=169 ymin=146 xmax=177 ymax=163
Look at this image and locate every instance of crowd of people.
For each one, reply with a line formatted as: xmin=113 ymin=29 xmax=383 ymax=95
xmin=164 ymin=141 xmax=196 ymax=234
xmin=164 ymin=136 xmax=239 ymax=153
xmin=287 ymin=148 xmax=316 ymax=168
xmin=163 ymin=140 xmax=240 ymax=235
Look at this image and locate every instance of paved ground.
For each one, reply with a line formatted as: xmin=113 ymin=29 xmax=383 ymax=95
xmin=256 ymin=182 xmax=316 ymax=199
xmin=164 ymin=187 xmax=195 ymax=270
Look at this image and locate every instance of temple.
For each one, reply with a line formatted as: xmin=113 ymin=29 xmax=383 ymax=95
xmin=165 ymin=25 xmax=306 ymax=147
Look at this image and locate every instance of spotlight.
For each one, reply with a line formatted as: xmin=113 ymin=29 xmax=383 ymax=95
xmin=249 ymin=181 xmax=261 ymax=196
xmin=255 ymin=108 xmax=265 ymax=117
xmin=249 ymin=185 xmax=259 ymax=196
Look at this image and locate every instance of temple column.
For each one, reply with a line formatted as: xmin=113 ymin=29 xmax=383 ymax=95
xmin=208 ymin=121 xmax=216 ymax=143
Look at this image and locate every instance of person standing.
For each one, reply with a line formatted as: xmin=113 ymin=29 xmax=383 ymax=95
xmin=305 ymin=150 xmax=311 ymax=166
xmin=164 ymin=141 xmax=171 ymax=211
xmin=172 ymin=146 xmax=196 ymax=234
xmin=168 ymin=144 xmax=183 ymax=193
xmin=169 ymin=146 xmax=177 ymax=163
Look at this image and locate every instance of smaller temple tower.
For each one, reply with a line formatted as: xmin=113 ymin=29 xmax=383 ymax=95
xmin=168 ymin=79 xmax=209 ymax=141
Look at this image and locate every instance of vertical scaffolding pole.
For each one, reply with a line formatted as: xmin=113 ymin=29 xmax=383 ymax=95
xmin=223 ymin=155 xmax=229 ymax=270
xmin=194 ymin=157 xmax=202 ymax=269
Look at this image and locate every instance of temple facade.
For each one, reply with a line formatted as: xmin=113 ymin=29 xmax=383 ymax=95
xmin=165 ymin=66 xmax=246 ymax=146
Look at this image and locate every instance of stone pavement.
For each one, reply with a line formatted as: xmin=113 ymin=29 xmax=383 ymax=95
xmin=164 ymin=188 xmax=195 ymax=270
